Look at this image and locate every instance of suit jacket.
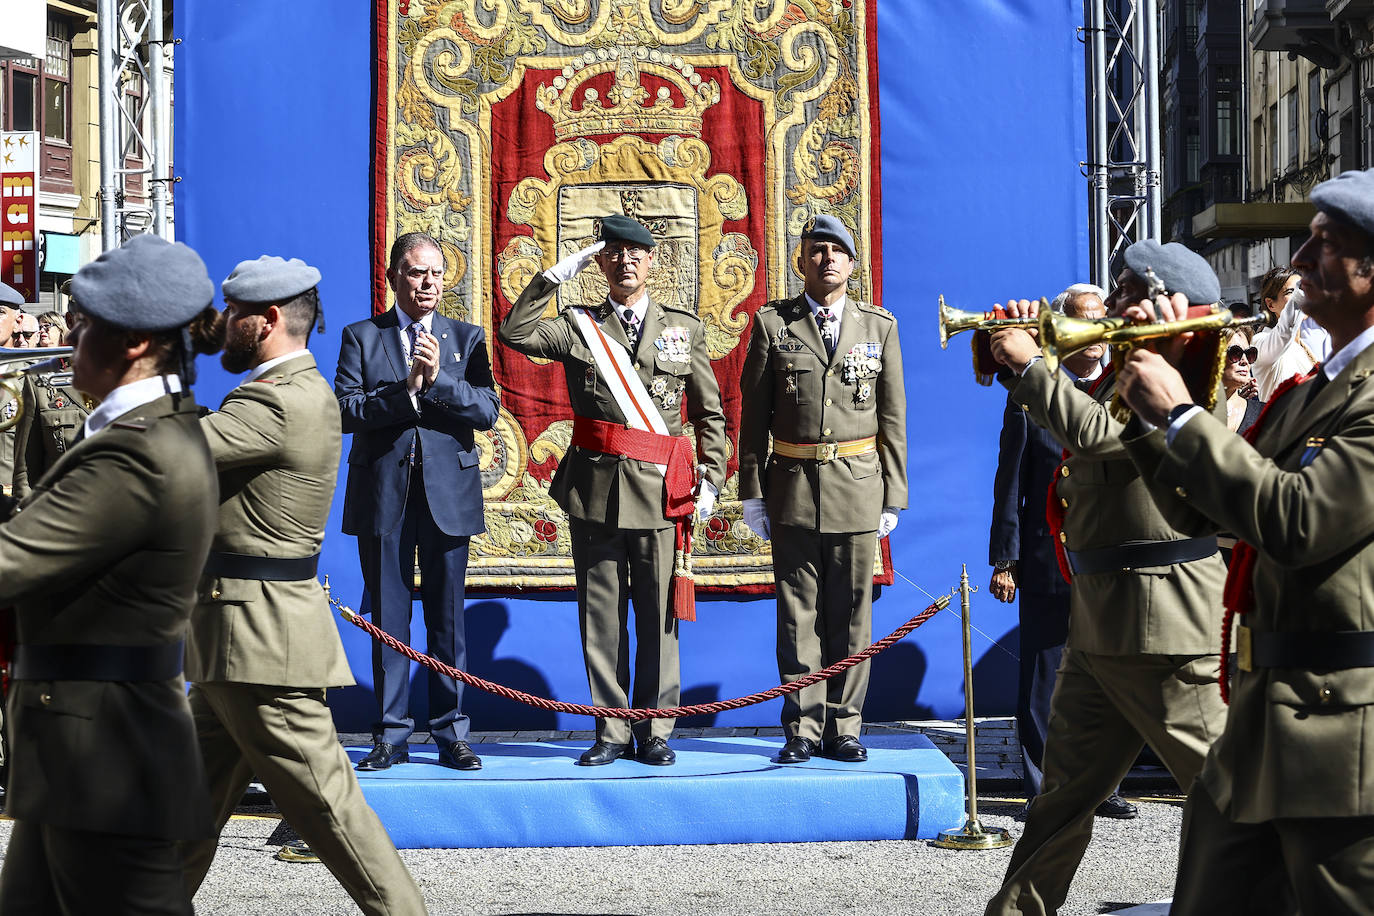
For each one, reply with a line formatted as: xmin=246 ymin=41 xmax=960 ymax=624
xmin=336 ymin=309 xmax=499 ymax=537
xmin=0 ymin=391 xmax=216 ymax=840
xmin=1006 ymin=360 xmax=1224 ymax=655
xmin=989 ymin=393 xmax=1070 ymax=597
xmin=498 ymin=272 xmax=728 ymax=530
xmin=737 ymin=294 xmax=908 ymax=533
xmin=188 ymin=353 xmax=353 ymax=689
xmin=11 ymin=373 xmax=91 ymax=498
xmin=1125 ymin=342 xmax=1374 ymax=821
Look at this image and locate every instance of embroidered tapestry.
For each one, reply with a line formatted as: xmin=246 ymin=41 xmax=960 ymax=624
xmin=374 ymin=0 xmax=888 ymax=590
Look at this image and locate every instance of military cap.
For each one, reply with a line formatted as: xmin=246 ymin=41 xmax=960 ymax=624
xmin=0 ymin=281 xmax=22 ymax=307
xmin=69 ymin=234 xmax=214 ymax=331
xmin=597 ymin=215 xmax=656 ymax=249
xmin=801 ymin=214 xmax=857 ymax=259
xmin=222 ymin=255 xmax=322 ymax=304
xmin=1123 ymin=239 xmax=1220 ymax=306
xmin=1311 ymin=168 xmax=1374 ymax=240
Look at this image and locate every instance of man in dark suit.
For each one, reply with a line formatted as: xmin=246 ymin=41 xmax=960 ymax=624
xmin=335 ymin=231 xmax=499 ymax=772
xmin=988 ymin=284 xmax=1135 ymax=819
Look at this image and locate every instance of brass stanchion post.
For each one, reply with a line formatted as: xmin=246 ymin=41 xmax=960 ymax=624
xmin=934 ymin=564 xmax=1012 ymax=849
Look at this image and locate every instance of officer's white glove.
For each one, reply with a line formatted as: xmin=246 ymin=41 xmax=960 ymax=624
xmin=693 ymin=466 xmax=717 ymax=522
xmin=877 ymin=508 xmax=899 ymax=539
xmin=542 ymin=241 xmax=605 ymax=284
xmin=742 ymin=497 xmax=771 ymax=540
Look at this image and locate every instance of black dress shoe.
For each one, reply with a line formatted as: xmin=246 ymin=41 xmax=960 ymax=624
xmin=774 ymin=736 xmax=817 ymax=764
xmin=356 ymin=741 xmax=408 ymax=771
xmin=636 ymin=737 xmax=676 ymax=766
xmin=437 ymin=740 xmax=483 ymax=771
xmin=820 ymin=735 xmax=868 ymax=762
xmin=577 ymin=741 xmax=633 ymax=766
xmin=1095 ymin=793 xmax=1139 ymax=819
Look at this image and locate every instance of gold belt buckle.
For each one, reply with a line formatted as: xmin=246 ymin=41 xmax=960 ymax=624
xmin=1236 ymin=624 xmax=1253 ymax=673
xmin=816 ymin=441 xmax=839 ymax=464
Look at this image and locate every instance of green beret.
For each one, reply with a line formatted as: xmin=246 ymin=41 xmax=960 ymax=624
xmin=597 ymin=215 xmax=657 ymax=249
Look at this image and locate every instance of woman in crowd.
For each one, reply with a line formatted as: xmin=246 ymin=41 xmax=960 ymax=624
xmin=1250 ymin=265 xmax=1328 ymax=399
xmin=1222 ymin=329 xmax=1263 ymax=435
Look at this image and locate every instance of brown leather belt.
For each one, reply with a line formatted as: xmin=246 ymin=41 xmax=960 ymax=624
xmin=772 ymin=436 xmax=876 ymax=465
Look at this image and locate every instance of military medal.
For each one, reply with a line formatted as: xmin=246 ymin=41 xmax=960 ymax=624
xmin=654 ymin=326 xmax=691 ymax=364
xmin=650 ymin=376 xmax=669 ymax=397
xmin=785 ymin=373 xmax=798 ymax=394
xmin=53 ymin=397 xmax=65 ymax=409
xmin=856 ymin=382 xmax=872 ymax=404
xmin=1300 ymin=436 xmax=1326 ymax=467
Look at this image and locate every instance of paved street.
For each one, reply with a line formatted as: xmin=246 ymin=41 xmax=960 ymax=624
xmin=0 ymin=719 xmax=1182 ymax=915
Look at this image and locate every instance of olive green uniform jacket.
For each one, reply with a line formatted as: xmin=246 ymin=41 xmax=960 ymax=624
xmin=737 ymin=295 xmax=908 ymax=530
xmin=12 ymin=374 xmax=91 ymax=499
xmin=1125 ymin=342 xmax=1374 ymax=822
xmin=187 ymin=353 xmax=351 ymax=687
xmin=498 ymin=272 xmax=729 ymax=525
xmin=0 ymin=391 xmax=217 ymax=840
xmin=1006 ymin=361 xmax=1225 ymax=655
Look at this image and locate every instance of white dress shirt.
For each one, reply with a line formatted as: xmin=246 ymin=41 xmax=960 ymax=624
xmin=83 ymin=374 xmax=183 ymax=440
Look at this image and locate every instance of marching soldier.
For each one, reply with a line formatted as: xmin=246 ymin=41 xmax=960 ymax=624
xmin=737 ymin=215 xmax=908 ymax=764
xmin=181 ymin=256 xmax=426 ymax=915
xmin=12 ymin=299 xmax=92 ymax=499
xmin=499 ymin=215 xmax=728 ymax=767
xmin=0 ymin=235 xmax=221 ymax=915
xmin=981 ymin=241 xmax=1230 ymax=916
xmin=1117 ymin=169 xmax=1374 ymax=915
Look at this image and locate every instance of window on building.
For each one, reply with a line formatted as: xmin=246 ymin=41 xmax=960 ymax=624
xmin=1270 ymin=102 xmax=1279 ymax=176
xmin=1287 ymin=90 xmax=1299 ymax=170
xmin=0 ymin=14 xmax=76 ymax=191
xmin=1183 ymin=0 xmax=1198 ymax=46
xmin=1254 ymin=117 xmax=1265 ymax=186
xmin=1309 ymin=70 xmax=1322 ymax=153
xmin=122 ymin=69 xmax=147 ymax=201
xmin=1187 ymin=128 xmax=1200 ymax=183
xmin=1218 ymin=90 xmax=1240 ymax=157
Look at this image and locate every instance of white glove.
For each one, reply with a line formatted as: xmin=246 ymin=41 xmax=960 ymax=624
xmin=694 ymin=471 xmax=718 ymax=522
xmin=742 ymin=497 xmax=771 ymax=540
xmin=877 ymin=508 xmax=899 ymax=539
xmin=542 ymin=241 xmax=605 ymax=284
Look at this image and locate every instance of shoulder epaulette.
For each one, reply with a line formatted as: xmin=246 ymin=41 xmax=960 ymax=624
xmin=856 ymin=300 xmax=895 ymax=320
xmin=112 ymin=419 xmax=149 ymax=432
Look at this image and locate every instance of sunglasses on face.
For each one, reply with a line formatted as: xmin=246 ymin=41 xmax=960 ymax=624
xmin=1227 ymin=346 xmax=1258 ymax=364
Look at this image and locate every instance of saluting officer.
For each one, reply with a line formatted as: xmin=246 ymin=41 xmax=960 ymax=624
xmin=181 ymin=257 xmax=426 ymax=915
xmin=982 ymin=242 xmax=1230 ymax=916
xmin=0 ymin=235 xmax=222 ymax=915
xmin=499 ymin=215 xmax=728 ymax=767
xmin=1117 ymin=169 xmax=1374 ymax=915
xmin=737 ymin=215 xmax=908 ymax=764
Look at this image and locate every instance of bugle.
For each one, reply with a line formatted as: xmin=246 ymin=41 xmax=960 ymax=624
xmin=1039 ymin=306 xmax=1276 ymax=373
xmin=0 ymin=348 xmax=76 ymax=433
xmin=937 ymin=295 xmax=1044 ymax=349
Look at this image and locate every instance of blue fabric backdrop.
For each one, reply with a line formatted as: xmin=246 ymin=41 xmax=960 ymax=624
xmin=176 ymin=0 xmax=1088 ymax=731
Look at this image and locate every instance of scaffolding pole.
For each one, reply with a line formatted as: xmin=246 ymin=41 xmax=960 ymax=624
xmin=97 ymin=0 xmax=171 ymax=251
xmin=1084 ymin=0 xmax=1162 ymax=288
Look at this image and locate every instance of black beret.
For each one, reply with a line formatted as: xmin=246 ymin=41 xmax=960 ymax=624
xmin=1311 ymin=168 xmax=1374 ymax=240
xmin=222 ymin=255 xmax=322 ymax=304
xmin=1123 ymin=240 xmax=1220 ymax=306
xmin=597 ymin=215 xmax=656 ymax=249
xmin=0 ymin=281 xmax=21 ymax=307
xmin=69 ymin=234 xmax=214 ymax=332
xmin=801 ymin=214 xmax=857 ymax=258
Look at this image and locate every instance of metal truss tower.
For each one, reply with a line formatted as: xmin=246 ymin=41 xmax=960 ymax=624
xmin=97 ymin=0 xmax=172 ymax=250
xmin=1084 ymin=0 xmax=1162 ymax=288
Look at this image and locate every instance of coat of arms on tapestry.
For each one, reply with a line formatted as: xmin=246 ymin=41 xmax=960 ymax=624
xmin=374 ymin=0 xmax=887 ymax=590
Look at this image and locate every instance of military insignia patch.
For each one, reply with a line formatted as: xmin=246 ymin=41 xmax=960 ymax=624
xmin=654 ymin=326 xmax=691 ymax=364
xmin=1300 ymin=436 xmax=1326 ymax=467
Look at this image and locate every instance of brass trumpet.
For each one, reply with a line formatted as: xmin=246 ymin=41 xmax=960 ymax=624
xmin=1039 ymin=306 xmax=1276 ymax=372
xmin=0 ymin=348 xmax=76 ymax=433
xmin=937 ymin=295 xmax=1045 ymax=349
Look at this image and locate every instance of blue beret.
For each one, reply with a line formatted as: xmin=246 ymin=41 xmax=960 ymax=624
xmin=70 ymin=234 xmax=214 ymax=332
xmin=801 ymin=214 xmax=857 ymax=258
xmin=597 ymin=215 xmax=657 ymax=249
xmin=222 ymin=255 xmax=322 ymax=304
xmin=1123 ymin=240 xmax=1220 ymax=306
xmin=0 ymin=281 xmax=22 ymax=307
xmin=1311 ymin=168 xmax=1374 ymax=240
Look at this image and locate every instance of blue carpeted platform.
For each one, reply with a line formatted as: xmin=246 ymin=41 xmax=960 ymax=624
xmin=350 ymin=733 xmax=965 ymax=848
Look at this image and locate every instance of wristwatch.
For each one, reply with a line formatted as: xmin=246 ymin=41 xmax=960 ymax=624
xmin=1166 ymin=403 xmax=1195 ymax=426
xmin=993 ymin=560 xmax=1016 ymax=570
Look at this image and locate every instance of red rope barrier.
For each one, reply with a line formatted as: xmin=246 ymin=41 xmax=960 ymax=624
xmin=331 ymin=593 xmax=950 ymax=720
